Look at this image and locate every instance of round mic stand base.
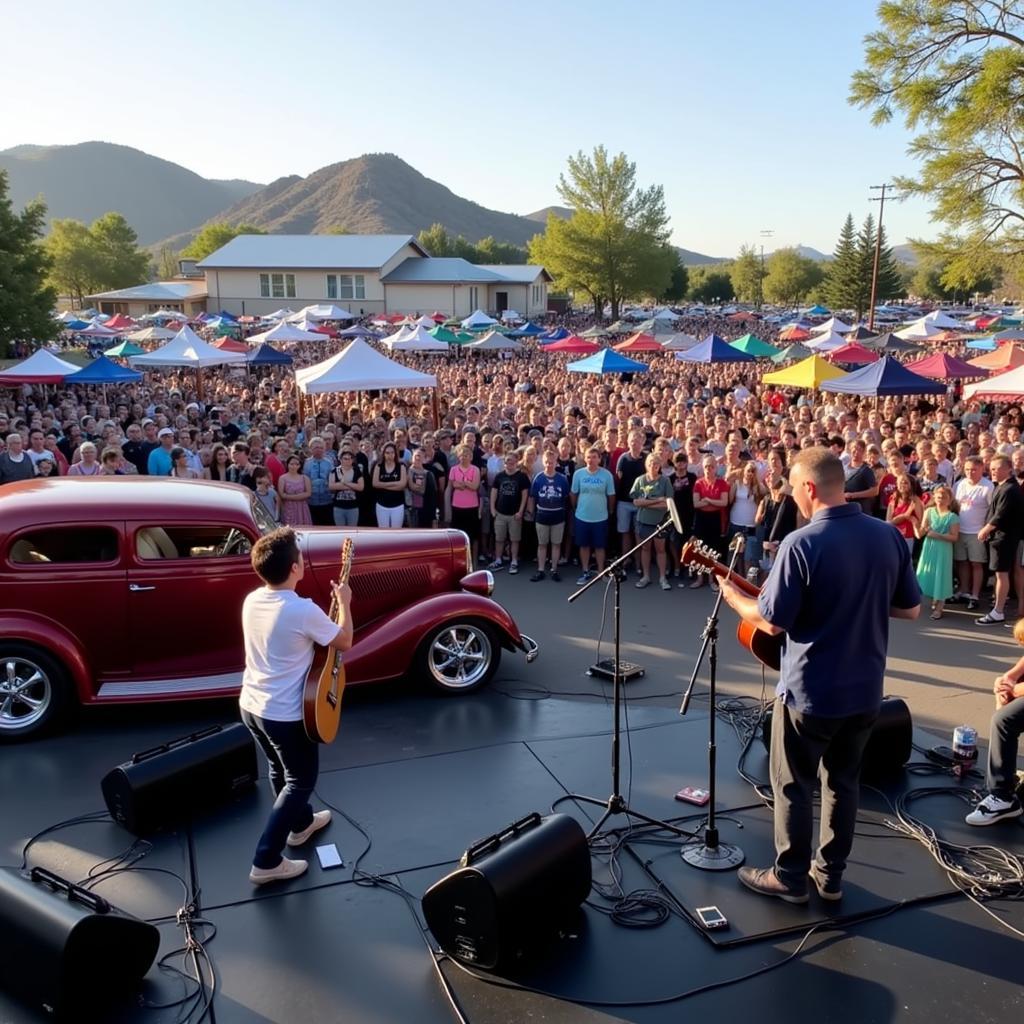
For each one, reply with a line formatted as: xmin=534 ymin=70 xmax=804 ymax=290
xmin=681 ymin=838 xmax=745 ymax=871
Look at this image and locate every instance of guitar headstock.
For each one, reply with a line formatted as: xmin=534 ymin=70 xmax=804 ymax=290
xmin=680 ymin=539 xmax=719 ymax=577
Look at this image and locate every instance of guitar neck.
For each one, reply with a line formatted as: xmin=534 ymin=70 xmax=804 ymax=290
xmin=711 ymin=560 xmax=761 ymax=597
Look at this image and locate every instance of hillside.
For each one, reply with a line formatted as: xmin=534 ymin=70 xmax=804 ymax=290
xmin=0 ymin=142 xmax=263 ymax=244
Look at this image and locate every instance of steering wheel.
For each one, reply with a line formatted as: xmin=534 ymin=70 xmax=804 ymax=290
xmin=219 ymin=529 xmax=248 ymax=557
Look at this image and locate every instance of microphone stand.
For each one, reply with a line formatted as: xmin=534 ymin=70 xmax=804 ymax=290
xmin=677 ymin=535 xmax=746 ymax=870
xmin=567 ymin=512 xmax=691 ymax=840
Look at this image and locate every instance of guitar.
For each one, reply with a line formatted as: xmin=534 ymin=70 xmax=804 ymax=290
xmin=680 ymin=539 xmax=783 ymax=671
xmin=303 ymin=537 xmax=354 ymax=744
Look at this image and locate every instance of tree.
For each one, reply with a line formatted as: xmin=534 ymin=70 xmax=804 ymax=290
xmin=824 ymin=214 xmax=861 ymax=312
xmin=90 ymin=212 xmax=150 ymax=290
xmin=47 ymin=218 xmax=100 ymax=306
xmin=763 ymin=248 xmax=825 ymax=305
xmin=181 ymin=222 xmax=266 ymax=261
xmin=528 ymin=146 xmax=674 ymax=319
xmin=417 ymin=224 xmax=528 ymax=265
xmin=661 ymin=257 xmax=689 ymax=302
xmin=730 ymin=244 xmax=764 ymax=303
xmin=850 ymin=1 xmax=1024 ymax=277
xmin=873 ymin=221 xmax=906 ymax=303
xmin=687 ymin=268 xmax=735 ymax=304
xmin=155 ymin=246 xmax=179 ymax=280
xmin=0 ymin=170 xmax=57 ymax=357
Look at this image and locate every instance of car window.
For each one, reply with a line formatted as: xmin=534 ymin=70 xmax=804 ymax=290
xmin=135 ymin=526 xmax=252 ymax=560
xmin=10 ymin=527 xmax=119 ymax=565
xmin=249 ymin=493 xmax=278 ymax=536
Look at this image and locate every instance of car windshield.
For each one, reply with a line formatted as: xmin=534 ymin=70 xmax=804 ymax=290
xmin=250 ymin=493 xmax=279 ymax=536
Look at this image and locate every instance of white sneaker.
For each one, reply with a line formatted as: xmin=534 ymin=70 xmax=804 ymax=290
xmin=249 ymin=857 xmax=308 ymax=885
xmin=965 ymin=794 xmax=1022 ymax=826
xmin=660 ymin=577 xmax=672 ymax=591
xmin=287 ymin=809 xmax=331 ymax=846
xmin=509 ymin=561 xmax=519 ymax=575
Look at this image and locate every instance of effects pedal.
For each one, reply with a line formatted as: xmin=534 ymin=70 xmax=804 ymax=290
xmin=587 ymin=658 xmax=645 ymax=682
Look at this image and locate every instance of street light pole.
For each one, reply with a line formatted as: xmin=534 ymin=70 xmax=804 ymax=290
xmin=758 ymin=229 xmax=773 ymax=310
xmin=868 ymin=184 xmax=896 ymax=331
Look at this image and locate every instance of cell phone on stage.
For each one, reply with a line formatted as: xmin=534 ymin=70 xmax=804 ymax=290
xmin=696 ymin=905 xmax=728 ymax=930
xmin=316 ymin=843 xmax=344 ymax=870
xmin=675 ymin=786 xmax=710 ymax=806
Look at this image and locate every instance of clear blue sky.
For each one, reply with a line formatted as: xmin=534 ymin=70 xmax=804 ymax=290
xmin=1 ymin=0 xmax=936 ymax=256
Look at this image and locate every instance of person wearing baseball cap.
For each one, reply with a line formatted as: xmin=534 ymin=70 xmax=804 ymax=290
xmin=148 ymin=427 xmax=177 ymax=477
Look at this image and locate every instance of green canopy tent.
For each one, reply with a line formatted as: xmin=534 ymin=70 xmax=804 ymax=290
xmin=730 ymin=333 xmax=780 ymax=358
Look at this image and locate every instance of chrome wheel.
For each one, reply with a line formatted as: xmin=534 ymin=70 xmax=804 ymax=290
xmin=0 ymin=656 xmax=53 ymax=732
xmin=425 ymin=624 xmax=495 ymax=692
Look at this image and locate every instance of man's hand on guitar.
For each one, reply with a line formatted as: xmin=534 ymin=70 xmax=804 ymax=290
xmin=331 ymin=580 xmax=352 ymax=607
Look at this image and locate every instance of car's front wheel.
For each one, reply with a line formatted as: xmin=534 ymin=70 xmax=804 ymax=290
xmin=0 ymin=644 xmax=72 ymax=741
xmin=419 ymin=621 xmax=500 ymax=694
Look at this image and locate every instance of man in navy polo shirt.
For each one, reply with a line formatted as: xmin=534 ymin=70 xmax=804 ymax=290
xmin=719 ymin=448 xmax=920 ymax=904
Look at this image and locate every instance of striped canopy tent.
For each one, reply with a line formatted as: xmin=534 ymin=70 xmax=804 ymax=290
xmin=778 ymin=323 xmax=812 ymax=342
xmin=827 ymin=341 xmax=879 ymax=365
xmin=729 ymin=333 xmax=780 ymax=358
xmin=964 ymin=364 xmax=1024 ymax=401
xmin=614 ymin=332 xmax=663 ymax=352
xmin=904 ymin=352 xmax=988 ymax=380
xmin=770 ymin=343 xmax=813 ymax=363
xmin=968 ymin=345 xmax=1024 ymax=372
xmin=762 ymin=354 xmax=847 ymax=389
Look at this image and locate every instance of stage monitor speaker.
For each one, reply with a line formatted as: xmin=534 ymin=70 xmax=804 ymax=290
xmin=762 ymin=696 xmax=913 ymax=780
xmin=422 ymin=812 xmax=591 ymax=972
xmin=0 ymin=866 xmax=160 ymax=1017
xmin=101 ymin=722 xmax=258 ymax=835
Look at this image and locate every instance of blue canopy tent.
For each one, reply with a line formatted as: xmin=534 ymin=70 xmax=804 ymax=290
xmin=566 ymin=349 xmax=648 ymax=374
xmin=676 ymin=334 xmax=755 ymax=364
xmin=804 ymin=304 xmax=830 ymax=316
xmin=818 ymin=356 xmax=946 ymax=397
xmin=967 ymin=335 xmax=997 ymax=351
xmin=216 ymin=310 xmax=238 ymax=322
xmin=247 ymin=343 xmax=294 ymax=366
xmin=65 ymin=319 xmax=90 ymax=331
xmin=508 ymin=322 xmax=546 ymax=338
xmin=64 ymin=354 xmax=143 ymax=384
xmin=539 ymin=326 xmax=571 ymax=342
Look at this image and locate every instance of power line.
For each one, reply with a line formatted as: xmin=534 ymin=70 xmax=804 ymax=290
xmin=868 ymin=184 xmax=898 ymax=330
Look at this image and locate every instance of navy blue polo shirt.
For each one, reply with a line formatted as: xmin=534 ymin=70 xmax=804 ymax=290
xmin=757 ymin=503 xmax=920 ymax=717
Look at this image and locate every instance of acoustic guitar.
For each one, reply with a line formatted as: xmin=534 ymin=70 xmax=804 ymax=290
xmin=680 ymin=539 xmax=783 ymax=671
xmin=303 ymin=538 xmax=354 ymax=744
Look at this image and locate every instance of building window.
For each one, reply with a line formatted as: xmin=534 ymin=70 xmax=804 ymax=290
xmin=259 ymin=273 xmax=295 ymax=299
xmin=338 ymin=274 xmax=365 ymax=301
xmin=327 ymin=275 xmax=337 ymax=299
xmin=469 ymin=286 xmax=478 ymax=309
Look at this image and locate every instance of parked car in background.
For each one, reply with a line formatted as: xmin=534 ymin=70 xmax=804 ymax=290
xmin=0 ymin=478 xmax=537 ymax=740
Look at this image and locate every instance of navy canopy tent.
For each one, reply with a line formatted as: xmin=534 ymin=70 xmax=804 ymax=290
xmin=247 ymin=343 xmax=294 ymax=366
xmin=539 ymin=326 xmax=571 ymax=342
xmin=818 ymin=356 xmax=945 ymax=396
xmin=64 ymin=354 xmax=143 ymax=384
xmin=509 ymin=322 xmax=546 ymax=338
xmin=566 ymin=349 xmax=648 ymax=374
xmin=676 ymin=334 xmax=755 ymax=363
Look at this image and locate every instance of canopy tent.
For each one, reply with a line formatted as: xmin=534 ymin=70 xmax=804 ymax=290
xmin=810 ymin=316 xmax=853 ymax=335
xmin=247 ymin=343 xmax=294 ymax=366
xmin=605 ymin=321 xmax=634 ymax=335
xmin=762 ymin=355 xmax=847 ymax=389
xmin=104 ymin=314 xmax=137 ymax=330
xmin=508 ymin=322 xmax=545 ymax=338
xmin=461 ymin=309 xmax=498 ymax=330
xmin=64 ymin=354 xmax=143 ymax=384
xmin=384 ymin=325 xmax=449 ymax=352
xmin=104 ymin=339 xmax=145 ymax=358
xmin=263 ymin=308 xmax=296 ymax=321
xmin=57 ymin=310 xmax=82 ymax=323
xmin=770 ymin=343 xmax=813 ymax=363
xmin=214 ymin=337 xmax=250 ymax=353
xmin=661 ymin=333 xmax=701 ymax=351
xmin=904 ymin=352 xmax=988 ymax=380
xmin=428 ymin=326 xmax=461 ymax=344
xmin=895 ymin=317 xmax=944 ymax=340
xmin=862 ymin=332 xmax=923 ymax=354
xmin=922 ymin=309 xmax=965 ymax=329
xmin=579 ymin=326 xmax=608 ymax=339
xmin=634 ymin=318 xmax=676 ymax=337
xmin=730 ymin=333 xmax=780 ymax=358
xmin=468 ymin=330 xmax=523 ymax=351
xmin=499 ymin=309 xmax=523 ymax=323
xmin=147 ymin=309 xmax=187 ymax=321
xmin=566 ymin=349 xmax=648 ymax=374
xmin=803 ymin=304 xmax=830 ymax=316
xmin=651 ymin=307 xmax=679 ymax=321
xmin=614 ymin=332 xmax=664 ymax=352
xmin=126 ymin=326 xmax=176 ymax=343
xmin=338 ymin=324 xmax=379 ymax=338
xmin=0 ymin=349 xmax=81 ymax=384
xmin=544 ymin=335 xmax=601 ymax=353
xmin=964 ymin=364 xmax=1024 ymax=402
xmin=295 ymin=338 xmax=437 ymax=394
xmin=804 ymin=331 xmax=847 ymax=352
xmin=778 ymin=324 xmax=812 ymax=342
xmin=64 ymin=319 xmax=90 ymax=331
xmin=966 ymin=335 xmax=997 ymax=351
xmin=818 ymin=356 xmax=946 ymax=397
xmin=677 ymin=334 xmax=755 ymax=364
xmin=247 ymin=321 xmax=327 ymax=345
xmin=77 ymin=323 xmax=121 ymax=338
xmin=967 ymin=345 xmax=1024 ymax=372
xmin=288 ymin=304 xmax=355 ymax=322
xmin=827 ymin=341 xmax=879 ymax=365
xmin=846 ymin=326 xmax=879 ymax=342
xmin=128 ymin=326 xmax=248 ymax=368
xmin=992 ymin=328 xmax=1024 ymax=343
xmin=539 ymin=326 xmax=571 ymax=342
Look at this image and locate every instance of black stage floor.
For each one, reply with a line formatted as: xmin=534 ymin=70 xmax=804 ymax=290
xmin=1 ymin=688 xmax=1022 ymax=1023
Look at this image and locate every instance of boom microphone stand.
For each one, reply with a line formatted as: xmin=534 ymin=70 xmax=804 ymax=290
xmin=677 ymin=535 xmax=746 ymax=870
xmin=567 ymin=508 xmax=691 ymax=840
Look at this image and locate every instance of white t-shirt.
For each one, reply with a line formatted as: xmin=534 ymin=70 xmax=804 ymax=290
xmin=239 ymin=588 xmax=339 ymax=722
xmin=953 ymin=477 xmax=994 ymax=534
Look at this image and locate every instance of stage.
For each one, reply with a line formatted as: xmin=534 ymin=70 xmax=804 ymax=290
xmin=1 ymin=684 xmax=1022 ymax=1023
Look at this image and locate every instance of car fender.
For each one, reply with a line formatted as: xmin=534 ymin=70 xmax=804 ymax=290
xmin=0 ymin=612 xmax=94 ymax=704
xmin=344 ymin=593 xmax=525 ymax=684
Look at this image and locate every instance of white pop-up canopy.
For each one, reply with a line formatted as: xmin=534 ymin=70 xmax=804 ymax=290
xmin=263 ymin=308 xmax=296 ymax=321
xmin=128 ymin=326 xmax=248 ymax=368
xmin=383 ymin=325 xmax=448 ymax=352
xmin=660 ymin=333 xmax=701 ymax=351
xmin=126 ymin=325 xmax=176 ymax=342
xmin=247 ymin=320 xmax=326 ymax=345
xmin=468 ymin=329 xmax=523 ymax=351
xmin=651 ymin=307 xmax=679 ymax=322
xmin=289 ymin=304 xmax=355 ymax=322
xmin=296 ymin=338 xmax=437 ymax=394
xmin=0 ymin=349 xmax=81 ymax=384
xmin=461 ymin=309 xmax=497 ymax=329
xmin=810 ymin=316 xmax=853 ymax=335
xmin=805 ymin=330 xmax=847 ymax=352
xmin=895 ymin=317 xmax=943 ymax=340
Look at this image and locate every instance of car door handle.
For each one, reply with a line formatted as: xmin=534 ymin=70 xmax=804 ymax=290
xmin=129 ymin=584 xmax=156 ymax=592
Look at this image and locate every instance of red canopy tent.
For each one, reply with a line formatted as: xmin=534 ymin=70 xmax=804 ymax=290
xmin=779 ymin=324 xmax=812 ymax=341
xmin=726 ymin=311 xmax=758 ymax=323
xmin=923 ymin=329 xmax=968 ymax=345
xmin=614 ymin=332 xmax=663 ymax=352
xmin=827 ymin=342 xmax=879 ymax=365
xmin=214 ymin=337 xmax=249 ymax=353
xmin=430 ymin=312 xmax=447 ymax=322
xmin=311 ymin=324 xmax=339 ymax=339
xmin=104 ymin=314 xmax=137 ymax=330
xmin=545 ymin=335 xmax=601 ymax=353
xmin=904 ymin=352 xmax=988 ymax=380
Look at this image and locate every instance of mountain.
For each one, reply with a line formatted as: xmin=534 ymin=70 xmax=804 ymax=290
xmin=788 ymin=244 xmax=829 ymax=262
xmin=202 ymin=153 xmax=547 ymax=250
xmin=891 ymin=243 xmax=919 ymax=266
xmin=525 ymin=205 xmax=572 ymax=223
xmin=0 ymin=142 xmax=263 ymax=244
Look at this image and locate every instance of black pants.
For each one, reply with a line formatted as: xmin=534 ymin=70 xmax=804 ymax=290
xmin=988 ymin=697 xmax=1024 ymax=799
xmin=770 ymin=698 xmax=877 ymax=887
xmin=240 ymin=710 xmax=317 ymax=869
xmin=309 ymin=504 xmax=334 ymax=527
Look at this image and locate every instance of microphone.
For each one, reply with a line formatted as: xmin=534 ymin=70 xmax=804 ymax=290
xmin=665 ymin=499 xmax=685 ymax=535
xmin=729 ymin=532 xmax=746 ymax=553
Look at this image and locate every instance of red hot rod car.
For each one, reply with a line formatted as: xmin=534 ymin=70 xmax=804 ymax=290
xmin=0 ymin=478 xmax=537 ymax=739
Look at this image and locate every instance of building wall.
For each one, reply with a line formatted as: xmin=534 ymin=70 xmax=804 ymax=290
xmin=379 ymin=244 xmax=424 ymax=278
xmin=204 ymin=268 xmax=386 ymax=317
xmin=383 ymin=283 xmax=459 ymax=316
xmin=96 ymin=297 xmax=208 ymax=317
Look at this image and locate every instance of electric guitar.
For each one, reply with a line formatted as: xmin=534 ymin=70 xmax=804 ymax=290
xmin=680 ymin=539 xmax=783 ymax=671
xmin=303 ymin=538 xmax=354 ymax=744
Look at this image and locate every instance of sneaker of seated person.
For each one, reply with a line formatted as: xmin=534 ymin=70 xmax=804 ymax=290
xmin=249 ymin=857 xmax=308 ymax=885
xmin=965 ymin=794 xmax=1023 ymax=826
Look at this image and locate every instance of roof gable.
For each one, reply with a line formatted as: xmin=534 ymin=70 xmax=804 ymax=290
xmin=381 ymin=257 xmax=503 ymax=284
xmin=476 ymin=264 xmax=552 ymax=284
xmin=197 ymin=234 xmax=427 ymax=270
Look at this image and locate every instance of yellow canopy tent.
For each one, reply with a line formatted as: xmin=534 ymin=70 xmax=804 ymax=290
xmin=762 ymin=354 xmax=848 ymax=389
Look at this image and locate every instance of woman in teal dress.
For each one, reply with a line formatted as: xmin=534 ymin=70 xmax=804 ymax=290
xmin=915 ymin=484 xmax=959 ymax=619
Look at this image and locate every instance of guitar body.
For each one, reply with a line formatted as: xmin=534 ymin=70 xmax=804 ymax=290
xmin=681 ymin=540 xmax=783 ymax=671
xmin=303 ymin=538 xmax=354 ymax=744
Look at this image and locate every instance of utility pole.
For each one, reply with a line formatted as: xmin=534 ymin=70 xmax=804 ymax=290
xmin=868 ymin=184 xmax=896 ymax=330
xmin=758 ymin=229 xmax=773 ymax=310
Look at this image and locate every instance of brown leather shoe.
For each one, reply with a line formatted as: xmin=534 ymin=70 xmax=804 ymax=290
xmin=738 ymin=866 xmax=808 ymax=904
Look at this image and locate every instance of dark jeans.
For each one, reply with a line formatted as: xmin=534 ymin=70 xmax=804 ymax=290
xmin=309 ymin=503 xmax=334 ymax=526
xmin=770 ymin=697 xmax=878 ymax=888
xmin=988 ymin=697 xmax=1024 ymax=799
xmin=240 ymin=709 xmax=317 ymax=869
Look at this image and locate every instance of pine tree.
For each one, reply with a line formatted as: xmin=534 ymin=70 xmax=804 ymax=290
xmin=853 ymin=214 xmax=878 ymax=320
xmin=873 ymin=222 xmax=905 ymax=303
xmin=824 ymin=214 xmax=859 ymax=311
